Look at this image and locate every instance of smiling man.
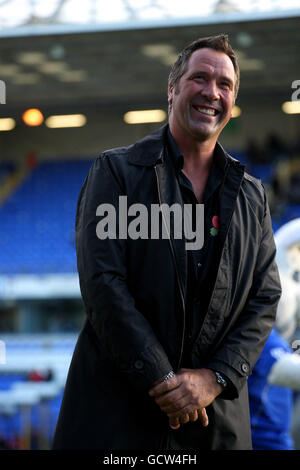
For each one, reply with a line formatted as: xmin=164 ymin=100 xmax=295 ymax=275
xmin=168 ymin=47 xmax=236 ymax=144
xmin=52 ymin=35 xmax=281 ymax=451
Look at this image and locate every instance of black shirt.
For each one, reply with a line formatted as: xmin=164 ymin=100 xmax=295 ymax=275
xmin=166 ymin=128 xmax=228 ymax=366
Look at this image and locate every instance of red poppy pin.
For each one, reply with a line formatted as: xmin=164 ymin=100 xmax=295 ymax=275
xmin=210 ymin=215 xmax=219 ymax=236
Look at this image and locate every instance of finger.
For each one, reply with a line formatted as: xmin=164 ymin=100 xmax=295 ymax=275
xmin=198 ymin=408 xmax=209 ymax=427
xmin=188 ymin=409 xmax=198 ymax=422
xmin=156 ymin=391 xmax=190 ymax=412
xmin=170 ymin=410 xmax=198 ymax=428
xmin=179 ymin=413 xmax=190 ymax=425
xmin=155 ymin=388 xmax=185 ymax=407
xmin=169 ymin=416 xmax=180 ymax=430
xmin=167 ymin=403 xmax=197 ymax=420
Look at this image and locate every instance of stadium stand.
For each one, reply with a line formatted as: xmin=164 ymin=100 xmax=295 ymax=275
xmin=0 ymin=159 xmax=92 ymax=275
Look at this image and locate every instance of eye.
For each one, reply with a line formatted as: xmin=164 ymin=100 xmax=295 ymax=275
xmin=220 ymin=81 xmax=231 ymax=90
xmin=192 ymin=74 xmax=205 ymax=81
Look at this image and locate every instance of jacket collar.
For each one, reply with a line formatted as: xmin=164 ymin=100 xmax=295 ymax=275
xmin=128 ymin=123 xmax=245 ymax=173
xmin=127 ymin=125 xmax=168 ymax=167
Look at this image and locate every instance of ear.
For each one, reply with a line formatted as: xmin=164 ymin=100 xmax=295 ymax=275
xmin=168 ymin=85 xmax=174 ymax=104
xmin=230 ymin=101 xmax=235 ymax=118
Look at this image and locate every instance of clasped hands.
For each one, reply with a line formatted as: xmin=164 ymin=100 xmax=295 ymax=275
xmin=148 ymin=368 xmax=222 ymax=430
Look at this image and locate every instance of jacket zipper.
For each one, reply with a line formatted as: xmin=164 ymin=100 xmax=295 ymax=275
xmin=154 ymin=165 xmax=186 ymax=371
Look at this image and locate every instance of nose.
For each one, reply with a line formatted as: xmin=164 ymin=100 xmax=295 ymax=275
xmin=201 ymin=80 xmax=219 ymax=101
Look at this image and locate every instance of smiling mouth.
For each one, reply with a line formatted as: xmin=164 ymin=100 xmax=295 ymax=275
xmin=193 ymin=106 xmax=220 ymax=116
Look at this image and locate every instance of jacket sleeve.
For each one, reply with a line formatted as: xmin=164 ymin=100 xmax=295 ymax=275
xmin=205 ymin=188 xmax=282 ymax=399
xmin=76 ymin=154 xmax=173 ymax=392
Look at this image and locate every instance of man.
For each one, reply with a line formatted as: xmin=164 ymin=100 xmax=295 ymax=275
xmin=52 ymin=35 xmax=281 ymax=450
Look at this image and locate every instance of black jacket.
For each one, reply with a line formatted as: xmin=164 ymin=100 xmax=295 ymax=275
xmin=52 ymin=125 xmax=281 ymax=450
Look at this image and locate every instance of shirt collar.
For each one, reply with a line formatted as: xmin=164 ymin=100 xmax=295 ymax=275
xmin=166 ymin=126 xmax=228 ymax=202
xmin=166 ymin=126 xmax=227 ymax=172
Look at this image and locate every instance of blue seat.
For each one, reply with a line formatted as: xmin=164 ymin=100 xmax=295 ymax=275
xmin=0 ymin=159 xmax=92 ymax=275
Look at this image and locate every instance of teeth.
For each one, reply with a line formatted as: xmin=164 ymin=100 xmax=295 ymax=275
xmin=196 ymin=107 xmax=216 ymax=116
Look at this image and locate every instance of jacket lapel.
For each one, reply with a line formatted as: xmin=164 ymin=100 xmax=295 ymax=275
xmin=155 ymin=156 xmax=188 ymax=301
xmin=128 ymin=124 xmax=188 ymax=301
xmin=219 ymin=157 xmax=245 ymax=246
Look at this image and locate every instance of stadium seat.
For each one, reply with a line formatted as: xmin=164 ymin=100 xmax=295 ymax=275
xmin=0 ymin=159 xmax=92 ymax=275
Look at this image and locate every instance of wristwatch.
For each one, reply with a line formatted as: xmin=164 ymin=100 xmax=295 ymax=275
xmin=215 ymin=371 xmax=228 ymax=389
xmin=160 ymin=370 xmax=175 ymax=383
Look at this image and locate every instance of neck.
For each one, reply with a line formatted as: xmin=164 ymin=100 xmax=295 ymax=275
xmin=169 ymin=122 xmax=216 ymax=171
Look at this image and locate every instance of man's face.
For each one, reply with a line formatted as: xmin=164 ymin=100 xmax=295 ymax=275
xmin=168 ymin=48 xmax=236 ymax=143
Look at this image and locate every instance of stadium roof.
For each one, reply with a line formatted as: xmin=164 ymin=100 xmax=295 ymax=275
xmin=0 ymin=9 xmax=299 ymax=116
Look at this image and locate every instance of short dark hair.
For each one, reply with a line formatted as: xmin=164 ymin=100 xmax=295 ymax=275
xmin=168 ymin=34 xmax=240 ymax=111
